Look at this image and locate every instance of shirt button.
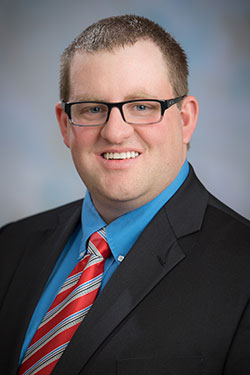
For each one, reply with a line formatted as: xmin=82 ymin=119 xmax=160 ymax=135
xmin=118 ymin=255 xmax=124 ymax=262
xmin=79 ymin=251 xmax=85 ymax=258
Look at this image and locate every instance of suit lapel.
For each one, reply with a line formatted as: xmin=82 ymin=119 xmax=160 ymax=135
xmin=53 ymin=206 xmax=186 ymax=375
xmin=166 ymin=164 xmax=208 ymax=238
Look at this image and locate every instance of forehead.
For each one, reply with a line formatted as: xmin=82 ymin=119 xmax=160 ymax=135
xmin=69 ymin=40 xmax=173 ymax=101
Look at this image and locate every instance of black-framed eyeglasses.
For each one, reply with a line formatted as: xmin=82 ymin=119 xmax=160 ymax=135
xmin=61 ymin=95 xmax=186 ymax=127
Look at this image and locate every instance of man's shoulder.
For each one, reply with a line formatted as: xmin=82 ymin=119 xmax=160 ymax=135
xmin=0 ymin=200 xmax=83 ymax=301
xmin=207 ymin=193 xmax=250 ymax=230
xmin=1 ymin=199 xmax=83 ymax=235
xmin=188 ymin=164 xmax=250 ymax=230
xmin=166 ymin=165 xmax=250 ymax=243
xmin=199 ymin=192 xmax=250 ymax=257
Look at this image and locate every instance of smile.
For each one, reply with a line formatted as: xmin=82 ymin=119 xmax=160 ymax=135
xmin=103 ymin=151 xmax=140 ymax=160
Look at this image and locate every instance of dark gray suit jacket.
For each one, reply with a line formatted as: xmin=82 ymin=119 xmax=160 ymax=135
xmin=1 ymin=166 xmax=250 ymax=375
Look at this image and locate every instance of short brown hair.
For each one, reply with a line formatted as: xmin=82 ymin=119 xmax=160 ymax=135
xmin=59 ymin=15 xmax=189 ymax=101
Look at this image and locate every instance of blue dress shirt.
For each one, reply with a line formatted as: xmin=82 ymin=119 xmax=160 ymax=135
xmin=19 ymin=160 xmax=189 ymax=364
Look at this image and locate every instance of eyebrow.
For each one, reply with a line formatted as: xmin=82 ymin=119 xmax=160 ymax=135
xmin=71 ymin=95 xmax=102 ymax=102
xmin=71 ymin=92 xmax=159 ymax=103
xmin=123 ymin=92 xmax=159 ymax=101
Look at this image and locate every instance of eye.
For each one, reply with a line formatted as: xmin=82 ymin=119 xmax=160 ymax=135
xmin=135 ymin=104 xmax=148 ymax=111
xmin=90 ymin=106 xmax=103 ymax=113
xmin=77 ymin=104 xmax=107 ymax=116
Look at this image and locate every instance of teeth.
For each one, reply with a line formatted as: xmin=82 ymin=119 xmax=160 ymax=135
xmin=103 ymin=151 xmax=139 ymax=160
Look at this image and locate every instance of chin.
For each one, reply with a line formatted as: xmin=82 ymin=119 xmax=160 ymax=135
xmin=97 ymin=186 xmax=144 ymax=204
xmin=105 ymin=191 xmax=140 ymax=203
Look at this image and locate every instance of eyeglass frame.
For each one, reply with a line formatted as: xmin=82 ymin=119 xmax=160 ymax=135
xmin=61 ymin=95 xmax=186 ymax=127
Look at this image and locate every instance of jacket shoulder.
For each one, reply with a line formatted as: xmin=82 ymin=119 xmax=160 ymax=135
xmin=0 ymin=200 xmax=83 ymax=306
xmin=198 ymin=194 xmax=250 ymax=264
xmin=208 ymin=193 xmax=250 ymax=229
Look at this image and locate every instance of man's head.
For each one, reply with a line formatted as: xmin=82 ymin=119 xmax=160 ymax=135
xmin=56 ymin=16 xmax=198 ymax=223
xmin=59 ymin=15 xmax=189 ymax=102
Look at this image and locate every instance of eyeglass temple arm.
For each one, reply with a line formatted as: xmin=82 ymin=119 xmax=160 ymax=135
xmin=165 ymin=95 xmax=186 ymax=108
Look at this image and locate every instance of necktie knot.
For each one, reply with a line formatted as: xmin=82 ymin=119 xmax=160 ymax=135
xmin=88 ymin=227 xmax=111 ymax=260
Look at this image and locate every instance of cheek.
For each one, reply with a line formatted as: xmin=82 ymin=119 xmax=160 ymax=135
xmin=67 ymin=127 xmax=99 ymax=152
xmin=68 ymin=131 xmax=98 ymax=180
xmin=138 ymin=122 xmax=175 ymax=149
xmin=139 ymin=119 xmax=184 ymax=167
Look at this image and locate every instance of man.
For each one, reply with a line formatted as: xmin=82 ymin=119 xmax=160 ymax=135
xmin=0 ymin=15 xmax=250 ymax=375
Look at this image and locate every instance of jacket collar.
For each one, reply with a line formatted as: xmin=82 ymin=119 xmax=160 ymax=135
xmin=166 ymin=164 xmax=208 ymax=238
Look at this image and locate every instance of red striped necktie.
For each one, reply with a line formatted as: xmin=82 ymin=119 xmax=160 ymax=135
xmin=18 ymin=228 xmax=110 ymax=375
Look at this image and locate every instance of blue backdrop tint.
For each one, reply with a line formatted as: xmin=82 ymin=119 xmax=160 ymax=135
xmin=1 ymin=0 xmax=250 ymax=225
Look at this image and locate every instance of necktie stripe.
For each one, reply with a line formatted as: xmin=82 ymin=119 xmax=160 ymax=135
xmin=23 ymin=342 xmax=69 ymax=375
xmin=87 ymin=242 xmax=102 ymax=257
xmin=56 ymin=252 xmax=93 ymax=293
xmin=83 ymin=252 xmax=102 ymax=267
xmin=35 ymin=276 xmax=101 ymax=336
xmin=48 ymin=255 xmax=91 ymax=309
xmin=51 ymin=271 xmax=102 ymax=316
xmin=97 ymin=228 xmax=107 ymax=241
xmin=59 ymin=270 xmax=83 ymax=293
xmin=19 ymin=228 xmax=110 ymax=375
xmin=41 ymin=268 xmax=102 ymax=326
xmin=22 ymin=290 xmax=99 ymax=372
xmin=24 ymin=307 xmax=90 ymax=362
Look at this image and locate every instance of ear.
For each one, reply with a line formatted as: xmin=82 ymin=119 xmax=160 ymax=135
xmin=55 ymin=101 xmax=70 ymax=148
xmin=180 ymin=95 xmax=199 ymax=145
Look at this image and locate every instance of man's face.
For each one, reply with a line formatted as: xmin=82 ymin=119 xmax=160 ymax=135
xmin=57 ymin=40 xmax=197 ymax=221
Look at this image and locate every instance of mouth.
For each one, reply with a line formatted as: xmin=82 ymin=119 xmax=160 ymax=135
xmin=102 ymin=151 xmax=140 ymax=160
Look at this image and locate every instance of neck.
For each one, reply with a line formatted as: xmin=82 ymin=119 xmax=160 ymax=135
xmin=91 ymin=196 xmax=145 ymax=224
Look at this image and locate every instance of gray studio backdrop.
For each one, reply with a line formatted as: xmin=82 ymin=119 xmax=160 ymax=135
xmin=1 ymin=0 xmax=250 ymax=226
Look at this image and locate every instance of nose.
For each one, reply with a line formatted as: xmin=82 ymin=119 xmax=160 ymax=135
xmin=100 ymin=107 xmax=134 ymax=144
